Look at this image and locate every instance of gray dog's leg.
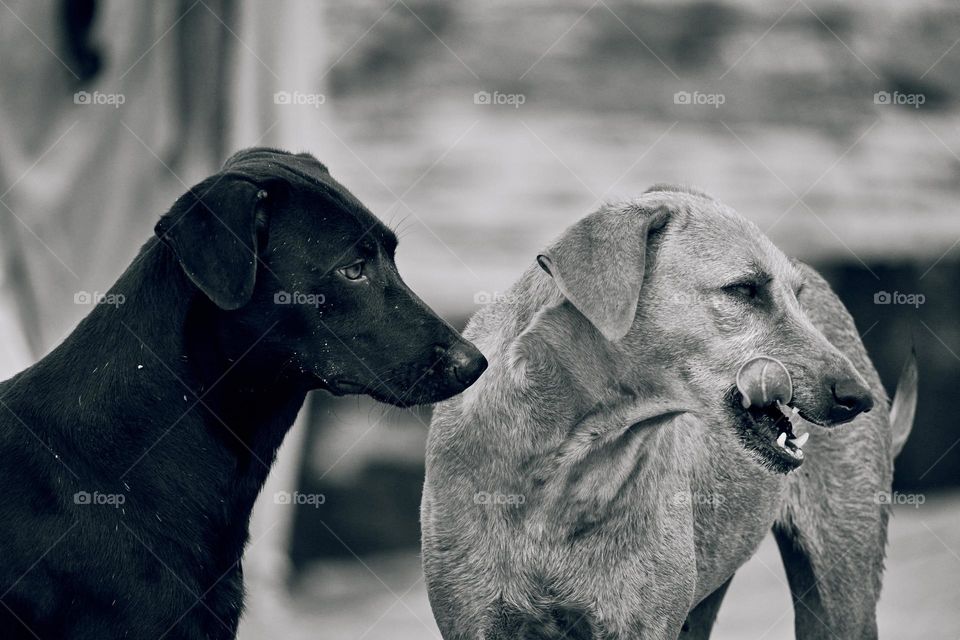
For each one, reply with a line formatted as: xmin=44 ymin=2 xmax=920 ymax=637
xmin=773 ymin=502 xmax=884 ymax=640
xmin=679 ymin=576 xmax=733 ymax=639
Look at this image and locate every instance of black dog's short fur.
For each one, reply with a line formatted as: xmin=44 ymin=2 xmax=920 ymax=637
xmin=0 ymin=148 xmax=486 ymax=639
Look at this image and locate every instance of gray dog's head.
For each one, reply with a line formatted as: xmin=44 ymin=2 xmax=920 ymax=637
xmin=536 ymin=185 xmax=872 ymax=473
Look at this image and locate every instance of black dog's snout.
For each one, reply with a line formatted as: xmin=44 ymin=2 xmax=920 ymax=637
xmin=826 ymin=377 xmax=873 ymax=423
xmin=444 ymin=342 xmax=488 ymax=386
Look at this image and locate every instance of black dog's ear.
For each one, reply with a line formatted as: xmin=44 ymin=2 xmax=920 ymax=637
xmin=155 ymin=173 xmax=269 ymax=310
xmin=537 ymin=203 xmax=669 ymax=342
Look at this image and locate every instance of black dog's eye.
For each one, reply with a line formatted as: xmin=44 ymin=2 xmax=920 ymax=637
xmin=337 ymin=261 xmax=365 ymax=281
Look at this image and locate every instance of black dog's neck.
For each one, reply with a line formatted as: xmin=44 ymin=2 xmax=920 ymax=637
xmin=12 ymin=238 xmax=307 ymax=539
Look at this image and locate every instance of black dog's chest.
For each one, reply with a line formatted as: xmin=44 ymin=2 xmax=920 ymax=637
xmin=0 ymin=528 xmax=245 ymax=639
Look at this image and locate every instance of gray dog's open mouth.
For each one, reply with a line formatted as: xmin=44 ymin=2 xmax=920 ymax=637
xmin=727 ymin=388 xmax=808 ymax=473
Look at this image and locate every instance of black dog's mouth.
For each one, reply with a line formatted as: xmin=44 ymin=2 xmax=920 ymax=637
xmin=325 ymin=379 xmax=458 ymax=408
xmin=327 ymin=380 xmax=367 ymax=395
xmin=326 ymin=377 xmax=423 ymax=406
xmin=727 ymin=387 xmax=809 ymax=474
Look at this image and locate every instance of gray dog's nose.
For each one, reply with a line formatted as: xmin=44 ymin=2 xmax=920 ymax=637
xmin=446 ymin=342 xmax=488 ymax=386
xmin=827 ymin=377 xmax=874 ymax=423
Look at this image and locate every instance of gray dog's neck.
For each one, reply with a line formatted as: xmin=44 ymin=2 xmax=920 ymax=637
xmin=434 ymin=266 xmax=694 ymax=529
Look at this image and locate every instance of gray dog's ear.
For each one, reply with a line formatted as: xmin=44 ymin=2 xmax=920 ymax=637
xmin=537 ymin=204 xmax=669 ymax=342
xmin=155 ymin=173 xmax=270 ymax=310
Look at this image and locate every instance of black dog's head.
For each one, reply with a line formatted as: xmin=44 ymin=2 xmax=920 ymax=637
xmin=154 ymin=148 xmax=486 ymax=407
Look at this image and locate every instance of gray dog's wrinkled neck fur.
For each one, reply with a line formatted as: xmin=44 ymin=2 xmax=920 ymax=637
xmin=422 ymin=187 xmax=912 ymax=639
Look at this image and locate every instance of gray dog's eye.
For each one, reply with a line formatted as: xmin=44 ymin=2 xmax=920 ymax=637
xmin=338 ymin=261 xmax=365 ymax=281
xmin=725 ymin=282 xmax=759 ymax=299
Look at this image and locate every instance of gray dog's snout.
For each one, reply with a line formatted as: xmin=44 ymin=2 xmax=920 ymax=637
xmin=826 ymin=376 xmax=873 ymax=423
xmin=445 ymin=342 xmax=488 ymax=386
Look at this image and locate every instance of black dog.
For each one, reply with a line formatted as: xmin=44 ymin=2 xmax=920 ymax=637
xmin=0 ymin=148 xmax=487 ymax=639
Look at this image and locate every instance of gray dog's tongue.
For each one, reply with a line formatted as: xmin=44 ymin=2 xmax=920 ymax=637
xmin=736 ymin=356 xmax=793 ymax=408
xmin=736 ymin=356 xmax=809 ymax=451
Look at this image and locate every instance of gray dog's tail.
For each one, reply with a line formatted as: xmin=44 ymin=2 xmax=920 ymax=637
xmin=889 ymin=349 xmax=918 ymax=458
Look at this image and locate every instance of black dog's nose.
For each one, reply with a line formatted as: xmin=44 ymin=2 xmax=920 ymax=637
xmin=446 ymin=342 xmax=487 ymax=386
xmin=827 ymin=377 xmax=874 ymax=423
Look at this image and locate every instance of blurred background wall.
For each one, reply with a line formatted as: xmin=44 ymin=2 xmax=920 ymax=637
xmin=1 ymin=0 xmax=958 ymax=638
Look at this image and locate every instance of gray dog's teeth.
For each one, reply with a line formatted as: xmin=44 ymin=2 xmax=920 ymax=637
xmin=790 ymin=432 xmax=809 ymax=448
xmin=776 ymin=432 xmax=788 ymax=448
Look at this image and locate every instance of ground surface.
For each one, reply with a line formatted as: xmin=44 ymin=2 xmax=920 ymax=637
xmin=267 ymin=492 xmax=960 ymax=639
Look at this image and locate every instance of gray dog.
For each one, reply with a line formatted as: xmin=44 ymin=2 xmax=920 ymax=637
xmin=421 ymin=185 xmax=916 ymax=639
